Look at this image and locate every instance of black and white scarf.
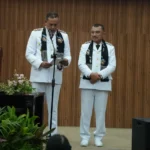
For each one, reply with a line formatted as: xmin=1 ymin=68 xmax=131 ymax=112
xmin=83 ymin=40 xmax=109 ymax=82
xmin=40 ymin=27 xmax=64 ymax=61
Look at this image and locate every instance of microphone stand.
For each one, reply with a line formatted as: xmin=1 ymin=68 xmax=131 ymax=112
xmin=49 ymin=36 xmax=57 ymax=137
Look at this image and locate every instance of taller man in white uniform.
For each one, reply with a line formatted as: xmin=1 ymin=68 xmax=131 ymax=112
xmin=78 ymin=24 xmax=116 ymax=147
xmin=25 ymin=12 xmax=71 ymax=134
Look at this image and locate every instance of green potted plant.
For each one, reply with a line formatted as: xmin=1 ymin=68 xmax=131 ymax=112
xmin=0 ymin=106 xmax=54 ymax=150
xmin=0 ymin=83 xmax=7 ymax=94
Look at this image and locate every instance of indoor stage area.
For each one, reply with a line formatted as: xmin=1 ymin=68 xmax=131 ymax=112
xmin=44 ymin=126 xmax=131 ymax=150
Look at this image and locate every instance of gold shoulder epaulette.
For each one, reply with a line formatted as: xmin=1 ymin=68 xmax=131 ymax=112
xmin=106 ymin=42 xmax=113 ymax=46
xmin=59 ymin=30 xmax=66 ymax=34
xmin=84 ymin=41 xmax=91 ymax=44
xmin=33 ymin=28 xmax=43 ymax=31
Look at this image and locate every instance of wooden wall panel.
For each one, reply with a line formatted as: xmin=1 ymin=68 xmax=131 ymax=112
xmin=0 ymin=0 xmax=150 ymax=128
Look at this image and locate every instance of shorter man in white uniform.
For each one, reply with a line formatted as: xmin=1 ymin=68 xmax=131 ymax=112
xmin=78 ymin=24 xmax=116 ymax=147
xmin=25 ymin=12 xmax=71 ymax=135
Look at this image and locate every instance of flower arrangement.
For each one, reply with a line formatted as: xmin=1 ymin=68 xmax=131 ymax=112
xmin=0 ymin=70 xmax=34 ymax=95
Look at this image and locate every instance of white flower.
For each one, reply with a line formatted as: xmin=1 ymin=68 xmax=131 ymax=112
xmin=17 ymin=76 xmax=22 ymax=80
xmin=13 ymin=81 xmax=17 ymax=86
xmin=14 ymin=74 xmax=19 ymax=77
xmin=8 ymin=80 xmax=13 ymax=86
xmin=20 ymin=74 xmax=24 ymax=78
xmin=18 ymin=80 xmax=24 ymax=84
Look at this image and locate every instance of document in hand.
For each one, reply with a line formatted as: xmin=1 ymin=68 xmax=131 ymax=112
xmin=59 ymin=59 xmax=68 ymax=66
xmin=50 ymin=57 xmax=63 ymax=65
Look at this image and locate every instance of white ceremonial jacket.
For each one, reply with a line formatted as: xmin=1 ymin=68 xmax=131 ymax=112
xmin=26 ymin=28 xmax=71 ymax=84
xmin=78 ymin=41 xmax=116 ymax=91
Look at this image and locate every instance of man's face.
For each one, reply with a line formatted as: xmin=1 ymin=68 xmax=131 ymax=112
xmin=45 ymin=17 xmax=59 ymax=33
xmin=91 ymin=26 xmax=105 ymax=43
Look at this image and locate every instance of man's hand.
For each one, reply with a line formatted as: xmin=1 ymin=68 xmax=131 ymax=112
xmin=90 ymin=72 xmax=101 ymax=84
xmin=59 ymin=58 xmax=68 ymax=66
xmin=40 ymin=61 xmax=52 ymax=68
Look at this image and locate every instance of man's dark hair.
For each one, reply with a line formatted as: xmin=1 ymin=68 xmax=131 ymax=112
xmin=93 ymin=24 xmax=105 ymax=31
xmin=46 ymin=12 xmax=59 ymax=20
xmin=46 ymin=134 xmax=71 ymax=150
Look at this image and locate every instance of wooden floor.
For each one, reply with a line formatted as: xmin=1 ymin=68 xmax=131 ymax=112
xmin=44 ymin=126 xmax=132 ymax=150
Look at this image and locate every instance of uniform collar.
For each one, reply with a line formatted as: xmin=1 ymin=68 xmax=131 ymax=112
xmin=93 ymin=41 xmax=102 ymax=51
xmin=45 ymin=27 xmax=57 ymax=40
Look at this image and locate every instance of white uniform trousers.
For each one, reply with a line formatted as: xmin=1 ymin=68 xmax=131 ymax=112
xmin=80 ymin=89 xmax=108 ymax=141
xmin=32 ymin=82 xmax=61 ymax=135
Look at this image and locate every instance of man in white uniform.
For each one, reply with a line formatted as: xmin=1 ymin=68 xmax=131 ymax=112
xmin=25 ymin=12 xmax=71 ymax=135
xmin=78 ymin=24 xmax=116 ymax=147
